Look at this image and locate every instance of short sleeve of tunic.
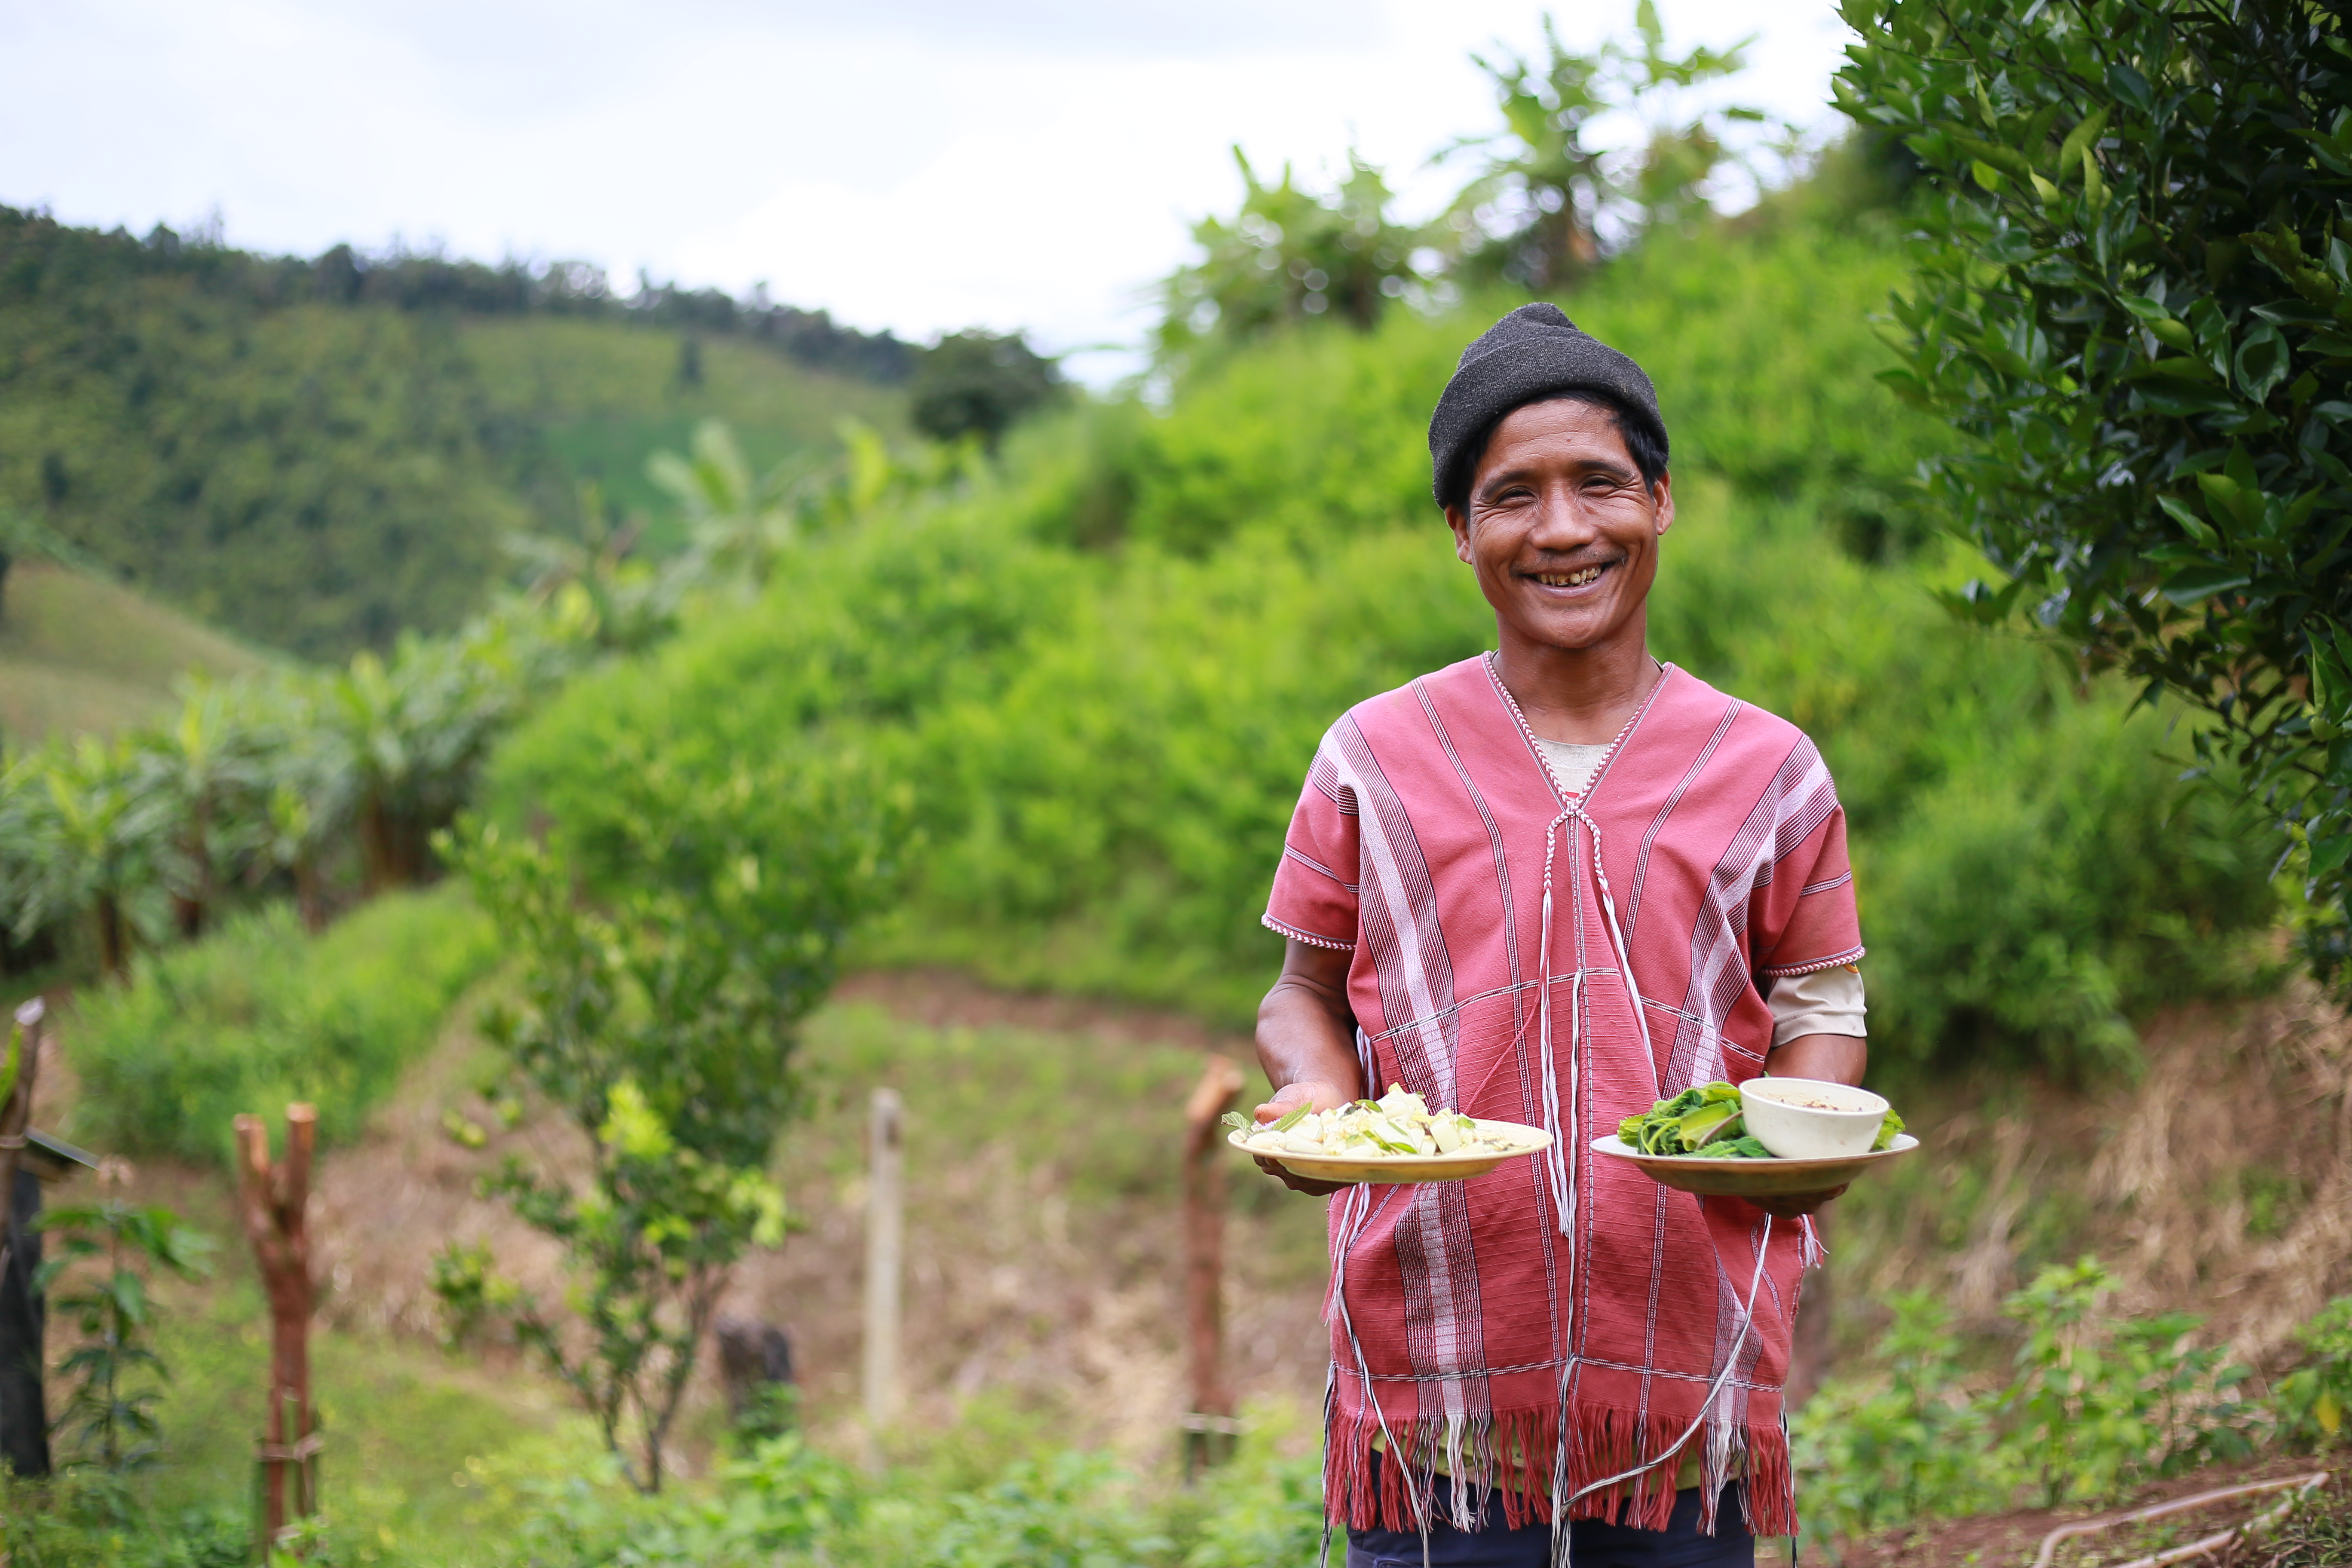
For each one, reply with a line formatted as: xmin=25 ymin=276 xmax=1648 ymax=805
xmin=1262 ymin=741 xmax=1360 ymax=952
xmin=1749 ymin=788 xmax=1865 ymax=979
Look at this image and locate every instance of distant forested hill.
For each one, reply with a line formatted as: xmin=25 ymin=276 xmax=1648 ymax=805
xmin=0 ymin=208 xmax=912 ymax=657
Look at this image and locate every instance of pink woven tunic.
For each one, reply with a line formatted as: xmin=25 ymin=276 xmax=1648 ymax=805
xmin=1263 ymin=655 xmax=1863 ymax=1539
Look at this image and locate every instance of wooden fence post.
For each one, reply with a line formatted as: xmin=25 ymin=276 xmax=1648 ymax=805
xmin=0 ymin=998 xmax=46 ymax=1480
xmin=1180 ymin=1055 xmax=1246 ymax=1478
xmin=862 ymin=1087 xmax=903 ymax=1471
xmin=237 ymin=1103 xmax=318 ymax=1555
xmin=0 ymin=1000 xmax=45 ymax=1279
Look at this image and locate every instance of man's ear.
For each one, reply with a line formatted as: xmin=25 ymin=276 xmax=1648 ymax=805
xmin=1651 ymin=470 xmax=1675 ymax=537
xmin=1445 ymin=505 xmax=1475 ymax=564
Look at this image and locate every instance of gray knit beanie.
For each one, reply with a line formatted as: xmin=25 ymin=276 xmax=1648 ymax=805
xmin=1427 ymin=303 xmax=1667 ymax=509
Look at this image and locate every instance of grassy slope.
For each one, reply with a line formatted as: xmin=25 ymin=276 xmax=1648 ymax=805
xmin=459 ymin=317 xmax=910 ymax=553
xmin=0 ymin=559 xmax=272 ymax=739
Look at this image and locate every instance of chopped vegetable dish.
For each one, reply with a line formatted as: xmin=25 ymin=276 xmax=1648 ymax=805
xmin=1224 ymin=1084 xmax=1535 ymax=1160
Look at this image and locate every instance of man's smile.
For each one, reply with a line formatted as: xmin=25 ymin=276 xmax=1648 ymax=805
xmin=1526 ymin=560 xmax=1617 ymax=589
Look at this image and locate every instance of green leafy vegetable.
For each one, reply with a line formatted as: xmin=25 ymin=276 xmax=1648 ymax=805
xmin=1872 ymin=1109 xmax=1906 ymax=1152
xmin=1620 ymin=1081 xmax=1746 ymax=1155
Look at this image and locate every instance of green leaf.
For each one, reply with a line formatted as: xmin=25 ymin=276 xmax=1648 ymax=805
xmin=2156 ymin=495 xmax=2219 ymax=547
xmin=2160 ymin=565 xmax=2253 ymax=605
xmin=1272 ymin=1101 xmax=1311 ymax=1133
xmin=2137 ymin=383 xmax=2240 ymax=417
xmin=2308 ymin=830 xmax=2352 ymax=878
xmin=2234 ymin=322 xmax=2292 ymax=401
xmin=2056 ymin=107 xmax=2109 ymax=178
xmin=2106 ymin=61 xmax=2151 ymax=112
xmin=2196 ymin=471 xmax=2264 ymax=529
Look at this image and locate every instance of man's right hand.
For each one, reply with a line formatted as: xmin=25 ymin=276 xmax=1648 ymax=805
xmin=1250 ymin=1078 xmax=1358 ymax=1195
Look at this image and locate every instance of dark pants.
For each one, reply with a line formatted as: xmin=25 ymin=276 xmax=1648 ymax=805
xmin=1348 ymin=1483 xmax=1755 ymax=1568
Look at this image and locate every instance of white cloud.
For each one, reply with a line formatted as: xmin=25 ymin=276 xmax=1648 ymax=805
xmin=0 ymin=0 xmax=1857 ymax=375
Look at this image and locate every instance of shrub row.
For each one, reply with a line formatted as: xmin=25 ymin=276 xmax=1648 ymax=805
xmin=67 ymin=884 xmax=499 ymax=1163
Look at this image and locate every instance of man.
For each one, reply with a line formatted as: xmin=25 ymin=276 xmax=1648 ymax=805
xmin=1253 ymin=303 xmax=1867 ymax=1567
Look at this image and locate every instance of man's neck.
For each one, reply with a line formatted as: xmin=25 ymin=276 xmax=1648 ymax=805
xmin=1494 ymin=617 xmax=1662 ymax=746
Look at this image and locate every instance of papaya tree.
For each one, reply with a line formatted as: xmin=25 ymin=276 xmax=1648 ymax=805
xmin=1157 ymin=149 xmax=1429 ymax=356
xmin=1444 ymin=3 xmax=1776 ymax=288
xmin=321 ymin=636 xmax=514 ymax=892
xmin=1 ymin=738 xmax=165 ymax=983
xmin=133 ymin=678 xmax=270 ymax=939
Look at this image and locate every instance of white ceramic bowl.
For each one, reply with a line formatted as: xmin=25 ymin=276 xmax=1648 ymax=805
xmin=1738 ymin=1078 xmax=1889 ymax=1161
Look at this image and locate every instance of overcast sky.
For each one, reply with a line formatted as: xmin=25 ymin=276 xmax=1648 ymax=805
xmin=0 ymin=0 xmax=1857 ymax=379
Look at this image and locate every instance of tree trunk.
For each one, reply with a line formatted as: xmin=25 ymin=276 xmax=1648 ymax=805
xmin=93 ymin=894 xmax=128 ymax=984
xmin=358 ymin=796 xmax=397 ymax=895
xmin=294 ymin=853 xmax=327 ymax=935
xmin=175 ymin=798 xmax=214 ymax=940
xmin=236 ymin=1105 xmax=316 ymax=1552
xmin=360 ymin=797 xmax=437 ymax=893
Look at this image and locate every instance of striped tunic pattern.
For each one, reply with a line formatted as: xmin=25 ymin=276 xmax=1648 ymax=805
xmin=1264 ymin=656 xmax=1862 ymax=1539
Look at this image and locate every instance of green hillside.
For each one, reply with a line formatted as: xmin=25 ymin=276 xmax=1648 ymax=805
xmin=490 ymin=179 xmax=2284 ymax=1073
xmin=0 ymin=558 xmax=270 ymax=739
xmin=0 ymin=208 xmax=911 ymax=658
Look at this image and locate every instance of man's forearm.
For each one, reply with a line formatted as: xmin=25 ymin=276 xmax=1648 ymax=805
xmin=1250 ymin=940 xmax=1368 ymax=1194
xmin=1255 ymin=974 xmax=1363 ymax=1103
xmin=1763 ymin=1032 xmax=1866 ymax=1086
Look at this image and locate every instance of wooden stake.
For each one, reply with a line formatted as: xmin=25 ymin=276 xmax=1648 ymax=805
xmin=861 ymin=1087 xmax=903 ymax=1467
xmin=1182 ymin=1055 xmax=1246 ymax=1476
xmin=0 ymin=1000 xmax=47 ymax=1271
xmin=237 ymin=1103 xmax=318 ymax=1552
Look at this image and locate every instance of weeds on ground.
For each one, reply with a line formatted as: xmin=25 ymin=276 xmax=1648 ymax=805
xmin=2274 ymin=1298 xmax=2352 ymax=1447
xmin=496 ymin=1396 xmax=1326 ymax=1568
xmin=0 ymin=1473 xmax=248 ymax=1568
xmin=37 ymin=1177 xmax=216 ymax=1473
xmin=2260 ymin=1479 xmax=2352 ymax=1567
xmin=1797 ymin=1265 xmax=2340 ymax=1550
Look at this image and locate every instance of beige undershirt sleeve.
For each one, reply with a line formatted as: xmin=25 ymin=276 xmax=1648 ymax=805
xmin=1767 ymin=964 xmax=1866 ymax=1045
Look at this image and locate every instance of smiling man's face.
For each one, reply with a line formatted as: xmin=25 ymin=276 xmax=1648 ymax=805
xmin=1444 ymin=396 xmax=1674 ymax=657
